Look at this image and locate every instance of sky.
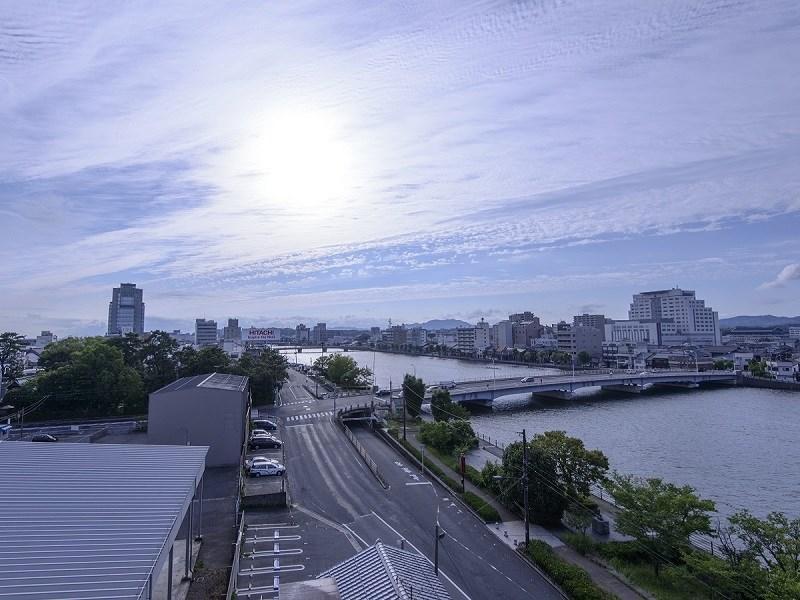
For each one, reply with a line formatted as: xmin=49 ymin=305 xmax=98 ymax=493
xmin=1 ymin=0 xmax=799 ymax=337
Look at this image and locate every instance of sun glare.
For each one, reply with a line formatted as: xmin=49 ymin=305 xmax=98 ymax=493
xmin=241 ymin=109 xmax=356 ymax=216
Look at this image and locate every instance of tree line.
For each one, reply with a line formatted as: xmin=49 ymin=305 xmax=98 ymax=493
xmin=1 ymin=331 xmax=288 ymax=420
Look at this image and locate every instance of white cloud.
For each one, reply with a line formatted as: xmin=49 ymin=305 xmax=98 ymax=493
xmin=760 ymin=263 xmax=800 ymax=289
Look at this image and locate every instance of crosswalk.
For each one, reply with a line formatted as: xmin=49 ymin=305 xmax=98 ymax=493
xmin=282 ymin=401 xmax=311 ymax=406
xmin=285 ymin=411 xmax=333 ymax=422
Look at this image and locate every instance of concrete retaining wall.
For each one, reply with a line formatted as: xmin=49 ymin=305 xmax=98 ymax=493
xmin=737 ymin=374 xmax=800 ymax=391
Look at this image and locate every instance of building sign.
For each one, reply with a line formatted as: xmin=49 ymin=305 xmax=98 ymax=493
xmin=242 ymin=328 xmax=280 ymax=342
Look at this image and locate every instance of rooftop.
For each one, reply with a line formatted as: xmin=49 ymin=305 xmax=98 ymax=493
xmin=319 ymin=541 xmax=450 ymax=600
xmin=152 ymin=372 xmax=249 ymax=394
xmin=0 ymin=441 xmax=207 ymax=600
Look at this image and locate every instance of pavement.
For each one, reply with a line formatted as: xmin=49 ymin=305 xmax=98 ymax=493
xmin=252 ymin=369 xmax=565 ymax=600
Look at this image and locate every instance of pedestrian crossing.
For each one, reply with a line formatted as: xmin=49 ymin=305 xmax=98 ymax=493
xmin=282 ymin=401 xmax=311 ymax=406
xmin=285 ymin=411 xmax=333 ymax=422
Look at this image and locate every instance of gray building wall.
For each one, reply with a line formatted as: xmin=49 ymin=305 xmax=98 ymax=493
xmin=107 ymin=283 xmax=145 ymax=335
xmin=148 ymin=380 xmax=249 ymax=467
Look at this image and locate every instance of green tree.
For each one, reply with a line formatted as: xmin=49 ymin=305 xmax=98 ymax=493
xmin=105 ymin=333 xmax=144 ymax=371
xmin=748 ymin=359 xmax=772 ymax=378
xmin=236 ymin=348 xmax=288 ymax=404
xmin=176 ymin=346 xmax=231 ymax=377
xmin=501 ymin=440 xmax=568 ymax=526
xmin=35 ymin=338 xmax=145 ymax=417
xmin=38 ymin=337 xmax=87 ymax=370
xmin=531 ymin=431 xmax=609 ymax=501
xmin=728 ymin=510 xmax=800 ymax=578
xmin=418 ymin=419 xmax=477 ymax=455
xmin=609 ymin=474 xmax=715 ymax=576
xmin=139 ymin=331 xmax=179 ymax=393
xmin=713 ymin=359 xmax=734 ymax=371
xmin=577 ymin=351 xmax=592 ymax=366
xmin=317 ymin=354 xmax=371 ymax=388
xmin=403 ymin=373 xmax=425 ymax=417
xmin=430 ymin=388 xmax=470 ymax=421
xmin=0 ymin=332 xmax=26 ymax=381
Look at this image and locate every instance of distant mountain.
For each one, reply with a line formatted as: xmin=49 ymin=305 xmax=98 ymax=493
xmin=408 ymin=319 xmax=473 ymax=330
xmin=720 ymin=315 xmax=800 ymax=328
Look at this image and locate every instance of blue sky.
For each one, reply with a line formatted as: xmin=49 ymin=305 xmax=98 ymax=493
xmin=1 ymin=0 xmax=799 ymax=336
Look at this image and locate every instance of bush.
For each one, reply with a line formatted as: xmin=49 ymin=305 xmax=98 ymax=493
xmin=596 ymin=541 xmax=647 ymax=563
xmin=418 ymin=420 xmax=477 ymax=454
xmin=525 ymin=540 xmax=616 ymax=600
xmin=462 ymin=491 xmax=501 ymax=523
xmin=563 ymin=532 xmax=597 ymax=557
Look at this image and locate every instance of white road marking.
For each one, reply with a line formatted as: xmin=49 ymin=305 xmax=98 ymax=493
xmin=405 ymin=482 xmax=433 ymax=486
xmin=370 ymin=511 xmax=473 ymax=600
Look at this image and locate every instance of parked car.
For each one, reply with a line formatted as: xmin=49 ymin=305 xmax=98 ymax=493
xmin=245 ymin=456 xmax=280 ymax=470
xmin=31 ymin=433 xmax=58 ymax=442
xmin=248 ymin=461 xmax=286 ymax=477
xmin=251 ymin=429 xmax=276 ymax=438
xmin=249 ymin=436 xmax=283 ymax=449
xmin=251 ymin=419 xmax=277 ymax=431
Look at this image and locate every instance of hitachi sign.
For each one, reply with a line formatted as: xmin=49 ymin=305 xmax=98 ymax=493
xmin=243 ymin=327 xmax=280 ymax=342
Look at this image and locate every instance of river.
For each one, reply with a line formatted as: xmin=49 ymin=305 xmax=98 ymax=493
xmin=279 ymin=348 xmax=799 ymax=520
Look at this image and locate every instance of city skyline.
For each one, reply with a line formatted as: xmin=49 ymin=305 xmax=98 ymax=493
xmin=2 ymin=1 xmax=800 ymax=336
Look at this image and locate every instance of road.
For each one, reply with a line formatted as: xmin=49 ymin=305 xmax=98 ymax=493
xmin=267 ymin=369 xmax=563 ymax=600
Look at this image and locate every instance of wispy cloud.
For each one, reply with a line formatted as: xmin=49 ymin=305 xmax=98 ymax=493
xmin=1 ymin=0 xmax=800 ymax=334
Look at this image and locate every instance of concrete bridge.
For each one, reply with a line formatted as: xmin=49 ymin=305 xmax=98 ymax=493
xmin=432 ymin=370 xmax=738 ymax=405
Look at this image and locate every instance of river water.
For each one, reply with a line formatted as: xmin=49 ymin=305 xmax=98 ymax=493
xmin=279 ymin=348 xmax=799 ymax=520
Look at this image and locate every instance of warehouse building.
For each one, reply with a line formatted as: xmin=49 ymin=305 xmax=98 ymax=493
xmin=0 ymin=440 xmax=207 ymax=600
xmin=149 ymin=373 xmax=250 ymax=467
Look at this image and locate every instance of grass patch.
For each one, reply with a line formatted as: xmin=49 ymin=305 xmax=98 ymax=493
xmin=525 ymin=540 xmax=616 ymax=600
xmin=605 ymin=559 xmax=712 ymax=600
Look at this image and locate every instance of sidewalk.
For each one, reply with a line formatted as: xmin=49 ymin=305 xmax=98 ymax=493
xmin=402 ymin=426 xmax=646 ymax=600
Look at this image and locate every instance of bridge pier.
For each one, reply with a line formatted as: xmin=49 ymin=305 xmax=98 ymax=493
xmin=532 ymin=390 xmax=573 ymax=401
xmin=654 ymin=382 xmax=699 ymax=390
xmin=600 ymin=384 xmax=643 ymax=394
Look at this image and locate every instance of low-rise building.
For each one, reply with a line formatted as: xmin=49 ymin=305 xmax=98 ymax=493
xmin=149 ymin=373 xmax=250 ymax=467
xmin=605 ymin=320 xmax=662 ymax=345
xmin=557 ymin=324 xmax=602 ymax=362
xmin=766 ymin=360 xmax=799 ymax=382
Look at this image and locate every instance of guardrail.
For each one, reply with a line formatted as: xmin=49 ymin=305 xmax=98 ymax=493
xmin=226 ymin=514 xmax=247 ymax=599
xmin=337 ymin=413 xmax=389 ymax=489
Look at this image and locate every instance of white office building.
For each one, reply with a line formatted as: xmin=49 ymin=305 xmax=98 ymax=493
xmin=605 ymin=320 xmax=662 ymax=344
xmin=629 ymin=288 xmax=720 ymax=346
xmin=195 ymin=318 xmax=218 ymax=348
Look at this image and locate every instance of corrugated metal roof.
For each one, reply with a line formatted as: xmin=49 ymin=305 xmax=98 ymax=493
xmin=151 ymin=372 xmax=248 ymax=395
xmin=319 ymin=542 xmax=450 ymax=600
xmin=0 ymin=441 xmax=207 ymax=600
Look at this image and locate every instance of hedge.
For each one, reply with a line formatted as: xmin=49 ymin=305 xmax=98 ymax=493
xmin=525 ymin=540 xmax=617 ymax=600
xmin=462 ymin=491 xmax=501 ymax=523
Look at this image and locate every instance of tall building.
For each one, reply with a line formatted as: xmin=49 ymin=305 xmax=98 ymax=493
xmin=223 ymin=318 xmax=241 ymax=342
xmin=557 ymin=325 xmax=603 ymax=361
xmin=492 ymin=320 xmax=513 ymax=349
xmin=195 ymin=318 xmax=218 ymax=348
xmin=35 ymin=331 xmax=57 ymax=348
xmin=629 ymin=288 xmax=720 ymax=346
xmin=107 ymin=283 xmax=145 ymax=336
xmin=573 ymin=314 xmax=607 ymax=340
xmin=311 ymin=322 xmax=327 ymax=345
xmin=296 ymin=323 xmax=310 ymax=343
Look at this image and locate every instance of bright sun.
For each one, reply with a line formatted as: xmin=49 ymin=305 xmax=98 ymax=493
xmin=241 ymin=109 xmax=356 ymax=215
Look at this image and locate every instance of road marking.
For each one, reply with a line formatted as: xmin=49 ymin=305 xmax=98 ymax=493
xmin=370 ymin=511 xmax=473 ymax=600
xmin=405 ymin=482 xmax=432 ymax=486
xmin=292 ymin=504 xmax=362 ymax=551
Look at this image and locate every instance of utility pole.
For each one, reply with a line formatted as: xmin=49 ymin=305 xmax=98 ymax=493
xmin=434 ymin=522 xmax=440 ymax=575
xmin=521 ymin=428 xmax=530 ymax=547
xmin=401 ymin=379 xmax=407 ymax=441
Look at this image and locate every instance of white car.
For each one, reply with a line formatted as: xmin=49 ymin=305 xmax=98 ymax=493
xmin=251 ymin=429 xmax=278 ymax=439
xmin=248 ymin=461 xmax=286 ymax=477
xmin=245 ymin=456 xmax=279 ymax=470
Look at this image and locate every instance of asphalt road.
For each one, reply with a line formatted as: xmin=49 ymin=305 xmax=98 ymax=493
xmin=270 ymin=369 xmax=563 ymax=600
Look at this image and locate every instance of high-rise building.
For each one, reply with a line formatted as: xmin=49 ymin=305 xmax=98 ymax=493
xmin=492 ymin=320 xmax=513 ymax=349
xmin=223 ymin=318 xmax=241 ymax=341
xmin=573 ymin=314 xmax=607 ymax=340
xmin=107 ymin=283 xmax=145 ymax=336
xmin=296 ymin=323 xmax=310 ymax=343
xmin=195 ymin=318 xmax=218 ymax=348
xmin=311 ymin=322 xmax=327 ymax=345
xmin=35 ymin=331 xmax=57 ymax=348
xmin=629 ymin=288 xmax=720 ymax=346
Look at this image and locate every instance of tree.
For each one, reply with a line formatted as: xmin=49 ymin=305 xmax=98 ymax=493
xmin=577 ymin=351 xmax=592 ymax=366
xmin=38 ymin=337 xmax=86 ymax=370
xmin=430 ymin=388 xmax=470 ymax=421
xmin=748 ymin=359 xmax=772 ymax=378
xmin=236 ymin=348 xmax=288 ymax=404
xmin=176 ymin=346 xmax=231 ymax=377
xmin=713 ymin=359 xmax=734 ymax=371
xmin=139 ymin=331 xmax=180 ymax=393
xmin=35 ymin=338 xmax=145 ymax=417
xmin=105 ymin=333 xmax=144 ymax=371
xmin=609 ymin=474 xmax=715 ymax=576
xmin=316 ymin=354 xmax=371 ymax=388
xmin=0 ymin=332 xmax=25 ymax=381
xmin=531 ymin=431 xmax=608 ymax=501
xmin=501 ymin=440 xmax=567 ymax=526
xmin=418 ymin=419 xmax=477 ymax=455
xmin=403 ymin=373 xmax=425 ymax=417
xmin=727 ymin=510 xmax=800 ymax=578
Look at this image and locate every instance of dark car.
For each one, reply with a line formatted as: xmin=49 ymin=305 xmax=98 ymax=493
xmin=31 ymin=434 xmax=58 ymax=442
xmin=251 ymin=419 xmax=277 ymax=431
xmin=249 ymin=436 xmax=282 ymax=449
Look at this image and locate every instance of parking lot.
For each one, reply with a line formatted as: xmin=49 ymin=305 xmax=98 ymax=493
xmin=242 ymin=409 xmax=287 ymax=499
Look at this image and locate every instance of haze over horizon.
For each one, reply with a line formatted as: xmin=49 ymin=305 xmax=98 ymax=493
xmin=2 ymin=1 xmax=800 ymax=337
